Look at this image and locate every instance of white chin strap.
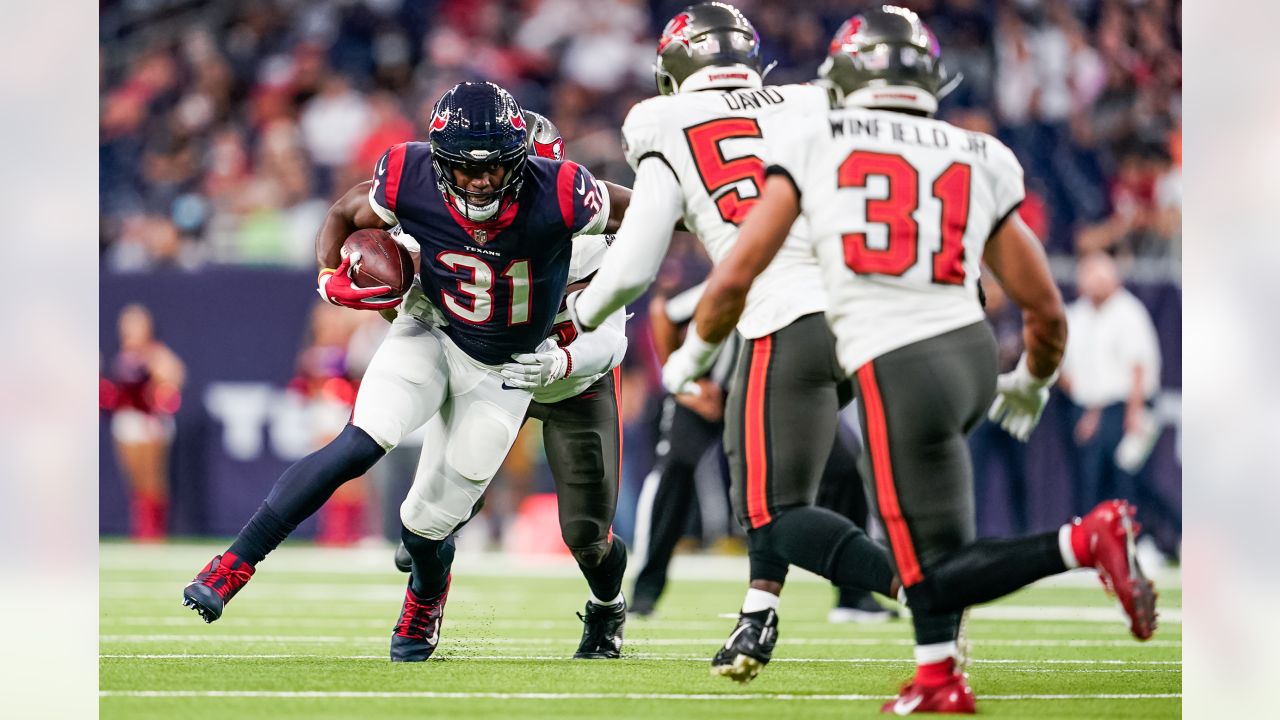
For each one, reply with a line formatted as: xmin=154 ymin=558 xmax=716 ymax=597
xmin=841 ymin=84 xmax=938 ymax=115
xmin=677 ymin=65 xmax=763 ymax=94
xmin=451 ymin=193 xmax=499 ymax=222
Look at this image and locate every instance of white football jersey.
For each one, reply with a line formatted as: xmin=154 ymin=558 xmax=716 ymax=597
xmin=770 ymin=106 xmax=1024 ymax=375
xmin=621 ymin=84 xmax=831 ymax=339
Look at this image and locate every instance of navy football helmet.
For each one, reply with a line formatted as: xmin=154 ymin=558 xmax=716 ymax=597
xmin=428 ymin=82 xmax=529 ymax=221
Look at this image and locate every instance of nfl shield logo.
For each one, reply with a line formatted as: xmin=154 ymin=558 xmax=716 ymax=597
xmin=472 ymin=229 xmax=488 ymax=245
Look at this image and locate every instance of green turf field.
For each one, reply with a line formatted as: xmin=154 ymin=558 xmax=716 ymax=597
xmin=100 ymin=542 xmax=1180 ymax=718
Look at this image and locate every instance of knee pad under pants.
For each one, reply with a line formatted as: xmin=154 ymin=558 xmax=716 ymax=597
xmin=352 ymin=316 xmax=449 ymax=449
xmin=400 ymin=373 xmax=529 ymax=539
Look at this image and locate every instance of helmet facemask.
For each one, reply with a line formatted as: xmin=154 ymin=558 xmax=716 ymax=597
xmin=427 ymin=82 xmax=529 ymax=222
xmin=432 ymin=151 xmax=526 ymax=222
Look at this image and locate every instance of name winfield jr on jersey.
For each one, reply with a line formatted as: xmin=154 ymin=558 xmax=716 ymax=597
xmin=829 ymin=114 xmax=991 ymax=159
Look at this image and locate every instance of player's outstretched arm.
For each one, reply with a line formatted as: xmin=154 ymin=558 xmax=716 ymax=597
xmin=600 ymin=181 xmax=631 ymax=234
xmin=982 ymin=213 xmax=1067 ymax=379
xmin=982 ymin=213 xmax=1069 ymax=441
xmin=692 ymin=174 xmax=799 ymax=344
xmin=571 ymin=160 xmax=684 ymax=331
xmin=315 ymin=181 xmax=393 ymax=269
xmin=659 ymin=175 xmax=797 ymax=396
xmin=648 ymin=294 xmax=681 ymax=365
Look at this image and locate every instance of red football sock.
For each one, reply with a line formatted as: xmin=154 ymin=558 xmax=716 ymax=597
xmin=915 ymin=657 xmax=956 ymax=687
xmin=1069 ymin=521 xmax=1093 ymax=567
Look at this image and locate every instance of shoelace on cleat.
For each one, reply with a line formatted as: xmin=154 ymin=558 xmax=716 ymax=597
xmin=577 ymin=606 xmax=615 ymax=651
xmin=395 ymin=592 xmax=441 ymax=639
xmin=202 ymin=558 xmax=252 ymax=600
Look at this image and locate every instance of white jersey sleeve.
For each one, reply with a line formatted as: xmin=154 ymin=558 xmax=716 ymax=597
xmin=573 ymin=147 xmax=684 ymax=329
xmin=986 ymin=140 xmax=1025 ymax=225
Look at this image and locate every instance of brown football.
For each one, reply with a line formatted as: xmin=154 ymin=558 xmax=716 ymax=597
xmin=342 ymin=229 xmax=413 ymax=298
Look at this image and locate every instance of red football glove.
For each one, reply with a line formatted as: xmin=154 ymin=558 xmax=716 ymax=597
xmin=317 ymin=252 xmax=403 ymax=310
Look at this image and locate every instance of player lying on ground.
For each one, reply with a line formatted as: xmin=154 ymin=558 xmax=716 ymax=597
xmin=390 ymin=112 xmax=631 ymax=659
xmin=666 ymin=6 xmax=1158 ymax=714
xmin=183 ymin=82 xmax=630 ymax=663
xmin=569 ymin=1 xmax=902 ymax=683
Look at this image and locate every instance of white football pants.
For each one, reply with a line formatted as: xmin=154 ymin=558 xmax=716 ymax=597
xmin=351 ymin=314 xmax=531 ymax=540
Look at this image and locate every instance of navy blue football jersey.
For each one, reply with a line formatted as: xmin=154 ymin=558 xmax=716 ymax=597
xmin=369 ymin=142 xmax=607 ymax=365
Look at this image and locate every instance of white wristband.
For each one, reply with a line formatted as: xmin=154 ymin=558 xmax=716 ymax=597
xmin=683 ymin=324 xmax=721 ymax=362
xmin=1018 ymin=354 xmax=1059 ymax=389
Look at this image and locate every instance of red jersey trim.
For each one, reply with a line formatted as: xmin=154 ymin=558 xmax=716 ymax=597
xmin=556 ymin=161 xmax=582 ymax=231
xmin=385 ymin=144 xmax=408 ymax=212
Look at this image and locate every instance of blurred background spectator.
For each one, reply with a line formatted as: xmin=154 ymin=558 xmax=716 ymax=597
xmin=100 ymin=0 xmax=1181 ymax=557
xmin=101 ymin=0 xmax=1181 ymax=264
xmin=100 ymin=304 xmax=185 ymax=540
xmin=1060 ymin=252 xmax=1180 ymax=559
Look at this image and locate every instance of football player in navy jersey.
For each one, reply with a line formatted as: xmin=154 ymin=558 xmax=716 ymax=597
xmin=391 ymin=111 xmax=633 ymax=659
xmin=183 ymin=82 xmax=630 ymax=663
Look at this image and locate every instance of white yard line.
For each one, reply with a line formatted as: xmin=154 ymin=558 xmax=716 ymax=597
xmin=99 ymin=544 xmax=1184 ymax=588
xmin=101 ymin=605 xmax=1183 ymax=626
xmin=99 ymin=652 xmax=1182 ymax=669
xmin=100 ymin=690 xmax=1181 ymax=701
xmin=99 ymin=634 xmax=1181 ymax=648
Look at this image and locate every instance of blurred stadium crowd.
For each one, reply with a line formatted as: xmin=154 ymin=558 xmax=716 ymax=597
xmin=101 ymin=0 xmax=1180 ymax=268
xmin=99 ymin=0 xmax=1181 ymax=557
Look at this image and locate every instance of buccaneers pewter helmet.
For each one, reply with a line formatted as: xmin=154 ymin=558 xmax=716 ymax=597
xmin=522 ymin=110 xmax=564 ymax=160
xmin=818 ymin=5 xmax=950 ymax=115
xmin=654 ymin=2 xmax=763 ymax=96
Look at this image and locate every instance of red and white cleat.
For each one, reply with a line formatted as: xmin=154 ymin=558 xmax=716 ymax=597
xmin=881 ymin=672 xmax=976 ymax=715
xmin=1072 ymin=499 xmax=1159 ymax=640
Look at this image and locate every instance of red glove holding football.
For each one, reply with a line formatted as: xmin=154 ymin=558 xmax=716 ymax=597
xmin=317 ymin=252 xmax=403 ymax=310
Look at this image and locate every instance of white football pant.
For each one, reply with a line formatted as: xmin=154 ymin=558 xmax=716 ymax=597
xmin=351 ymin=314 xmax=531 ymax=540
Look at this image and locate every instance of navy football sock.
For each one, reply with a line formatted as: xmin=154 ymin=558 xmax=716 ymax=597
xmin=228 ymin=503 xmax=296 ymax=567
xmin=227 ymin=424 xmax=385 ymax=566
xmin=265 ymin=424 xmax=386 ymax=521
xmin=402 ymin=526 xmax=454 ymax=599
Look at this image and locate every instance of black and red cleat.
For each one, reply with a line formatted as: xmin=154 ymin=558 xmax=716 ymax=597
xmin=1073 ymin=499 xmax=1159 ymax=640
xmin=182 ymin=553 xmax=254 ymax=623
xmin=390 ymin=578 xmax=450 ymax=662
xmin=881 ymin=672 xmax=976 ymax=715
